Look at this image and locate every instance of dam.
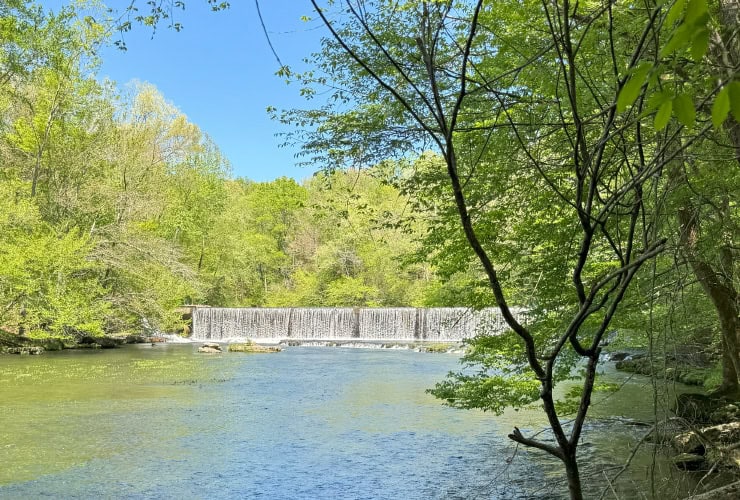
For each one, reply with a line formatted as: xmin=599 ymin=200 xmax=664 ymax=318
xmin=191 ymin=307 xmax=520 ymax=342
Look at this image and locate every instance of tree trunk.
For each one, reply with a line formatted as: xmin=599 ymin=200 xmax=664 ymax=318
xmin=197 ymin=236 xmax=205 ymax=271
xmin=678 ymin=208 xmax=740 ymax=393
xmin=700 ymin=0 xmax=740 ymax=393
xmin=564 ymin=453 xmax=583 ymax=500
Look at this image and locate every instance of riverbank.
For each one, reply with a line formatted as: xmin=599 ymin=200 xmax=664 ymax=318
xmin=610 ymin=349 xmax=720 ymax=388
xmin=608 ymin=349 xmax=740 ymax=482
xmin=0 ymin=330 xmax=166 ymax=354
xmin=1 ymin=330 xmax=465 ymax=355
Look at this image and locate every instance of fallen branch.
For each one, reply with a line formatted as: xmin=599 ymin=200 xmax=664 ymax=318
xmin=688 ymin=480 xmax=740 ymax=500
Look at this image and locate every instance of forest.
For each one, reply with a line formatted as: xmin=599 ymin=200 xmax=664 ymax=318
xmin=0 ymin=1 xmax=473 ymax=339
xmin=1 ymin=0 xmax=739 ymax=498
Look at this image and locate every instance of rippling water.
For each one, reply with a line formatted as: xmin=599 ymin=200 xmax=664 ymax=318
xmin=0 ymin=345 xmax=697 ymax=499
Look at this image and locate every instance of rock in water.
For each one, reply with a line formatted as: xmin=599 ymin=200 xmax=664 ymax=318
xmin=198 ymin=342 xmax=222 ymax=353
xmin=228 ymin=342 xmax=281 ymax=353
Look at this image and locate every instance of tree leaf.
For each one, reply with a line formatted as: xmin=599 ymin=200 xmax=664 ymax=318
xmin=685 ymin=0 xmax=708 ymax=24
xmin=617 ymin=63 xmax=651 ymax=112
xmin=712 ymin=86 xmax=731 ymax=128
xmin=666 ymin=0 xmax=686 ymax=25
xmin=660 ymin=24 xmax=691 ymax=58
xmin=646 ymin=90 xmax=671 ymax=113
xmin=654 ymin=100 xmax=673 ymax=130
xmin=729 ymin=82 xmax=740 ymax=122
xmin=673 ymin=93 xmax=695 ymax=127
xmin=690 ymin=28 xmax=710 ymax=62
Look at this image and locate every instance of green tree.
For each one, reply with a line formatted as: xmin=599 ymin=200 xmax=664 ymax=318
xmin=278 ymin=1 xmax=730 ymax=497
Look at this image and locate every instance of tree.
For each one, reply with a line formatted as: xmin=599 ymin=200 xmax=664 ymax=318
xmin=275 ymin=1 xmax=734 ymax=497
xmin=671 ymin=0 xmax=740 ymax=395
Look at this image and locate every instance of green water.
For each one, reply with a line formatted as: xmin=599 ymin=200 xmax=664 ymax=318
xmin=0 ymin=345 xmax=229 ymax=484
xmin=0 ymin=345 xmax=711 ymax=498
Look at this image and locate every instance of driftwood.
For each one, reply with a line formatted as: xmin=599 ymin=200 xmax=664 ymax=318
xmin=689 ymin=480 xmax=740 ymax=500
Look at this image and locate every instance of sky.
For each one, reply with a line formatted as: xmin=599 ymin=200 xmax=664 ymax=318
xmin=49 ymin=0 xmax=329 ymax=182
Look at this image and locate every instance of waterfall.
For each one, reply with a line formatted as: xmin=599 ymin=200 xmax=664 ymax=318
xmin=359 ymin=308 xmax=418 ymax=340
xmin=287 ymin=308 xmax=357 ymax=340
xmin=191 ymin=307 xmax=522 ymax=342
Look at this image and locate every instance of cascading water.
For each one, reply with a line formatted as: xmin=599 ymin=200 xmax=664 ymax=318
xmin=287 ymin=308 xmax=357 ymax=340
xmin=192 ymin=307 xmax=522 ymax=342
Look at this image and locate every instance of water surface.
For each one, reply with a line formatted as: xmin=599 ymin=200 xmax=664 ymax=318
xmin=0 ymin=345 xmax=695 ymax=498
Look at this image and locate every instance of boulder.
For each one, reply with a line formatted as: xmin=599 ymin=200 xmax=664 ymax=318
xmin=710 ymin=404 xmax=740 ymax=424
xmin=198 ymin=342 xmax=222 ymax=353
xmin=672 ymin=431 xmax=704 ymax=455
xmin=700 ymin=422 xmax=740 ymax=444
xmin=673 ymin=422 xmax=740 ymax=452
xmin=228 ymin=342 xmax=281 ymax=353
xmin=705 ymin=446 xmax=740 ymax=470
xmin=671 ymin=422 xmax=740 ymax=471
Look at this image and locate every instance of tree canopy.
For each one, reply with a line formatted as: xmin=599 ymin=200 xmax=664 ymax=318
xmin=1 ymin=1 xmax=738 ymax=498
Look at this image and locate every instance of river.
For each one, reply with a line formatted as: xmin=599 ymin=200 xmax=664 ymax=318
xmin=0 ymin=344 xmax=697 ymax=498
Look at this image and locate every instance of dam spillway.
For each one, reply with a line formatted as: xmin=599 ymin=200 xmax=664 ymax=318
xmin=191 ymin=307 xmax=519 ymax=342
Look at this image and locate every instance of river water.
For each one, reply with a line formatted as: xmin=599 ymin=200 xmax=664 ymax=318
xmin=0 ymin=345 xmax=696 ymax=499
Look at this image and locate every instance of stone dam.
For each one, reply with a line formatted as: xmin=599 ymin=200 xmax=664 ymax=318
xmin=191 ymin=307 xmax=520 ymax=342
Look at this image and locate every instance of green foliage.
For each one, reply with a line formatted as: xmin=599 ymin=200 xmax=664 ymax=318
xmin=0 ymin=1 xmax=456 ymax=338
xmin=0 ymin=180 xmax=109 ymax=337
xmin=429 ymin=334 xmax=541 ymax=413
xmin=277 ymin=0 xmax=738 ymax=424
xmin=431 ymin=372 xmax=540 ymax=414
xmin=615 ymin=0 xmax=739 ymax=131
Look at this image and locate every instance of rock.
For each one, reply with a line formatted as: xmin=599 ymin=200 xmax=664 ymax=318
xmin=228 ymin=342 xmax=281 ymax=353
xmin=615 ymin=357 xmax=652 ymax=374
xmin=77 ymin=335 xmax=119 ymax=348
xmin=672 ymin=431 xmax=705 ymax=455
xmin=672 ymin=422 xmax=740 ymax=471
xmin=672 ymin=453 xmax=706 ymax=470
xmin=97 ymin=337 xmax=119 ymax=348
xmin=700 ymin=422 xmax=740 ymax=444
xmin=34 ymin=338 xmax=65 ymax=351
xmin=418 ymin=343 xmax=456 ymax=353
xmin=198 ymin=342 xmax=222 ymax=353
xmin=705 ymin=445 xmax=740 ymax=470
xmin=124 ymin=335 xmax=148 ymax=344
xmin=608 ymin=352 xmax=631 ymax=362
xmin=710 ymin=404 xmax=740 ymax=424
xmin=2 ymin=346 xmax=44 ymax=355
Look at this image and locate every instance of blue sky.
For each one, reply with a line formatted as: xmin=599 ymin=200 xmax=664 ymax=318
xmin=52 ymin=1 xmax=328 ymax=181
